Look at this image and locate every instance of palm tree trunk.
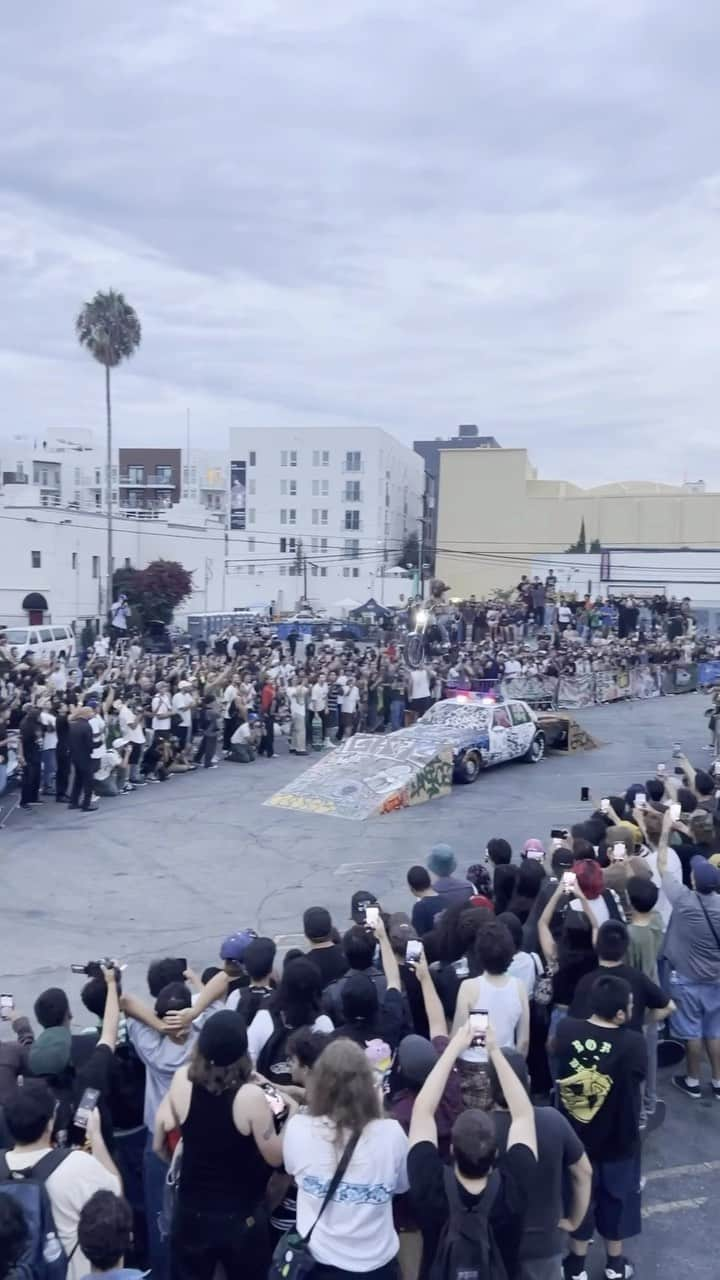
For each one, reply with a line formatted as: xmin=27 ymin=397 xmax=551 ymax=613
xmin=105 ymin=361 xmax=113 ymax=632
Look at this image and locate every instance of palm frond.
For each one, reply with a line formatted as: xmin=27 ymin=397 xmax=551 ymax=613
xmin=76 ymin=288 xmax=142 ymax=367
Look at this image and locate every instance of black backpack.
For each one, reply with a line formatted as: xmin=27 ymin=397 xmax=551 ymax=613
xmin=429 ymin=1166 xmax=508 ymax=1280
xmin=256 ymin=1013 xmax=293 ymax=1085
xmin=0 ymin=1149 xmax=72 ymax=1280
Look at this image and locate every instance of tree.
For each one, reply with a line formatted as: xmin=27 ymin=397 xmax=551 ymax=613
xmin=112 ymin=559 xmax=192 ymax=630
xmin=589 ymin=538 xmax=602 ymax=553
xmin=76 ymin=290 xmax=142 ymax=629
xmin=398 ymin=530 xmax=419 ymax=569
xmin=567 ymin=518 xmax=587 ymax=553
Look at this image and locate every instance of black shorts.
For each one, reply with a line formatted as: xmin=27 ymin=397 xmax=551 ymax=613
xmin=572 ymin=1152 xmax=642 ymax=1243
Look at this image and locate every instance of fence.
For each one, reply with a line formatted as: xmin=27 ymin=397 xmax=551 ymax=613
xmin=445 ymin=659 xmax=720 ymax=710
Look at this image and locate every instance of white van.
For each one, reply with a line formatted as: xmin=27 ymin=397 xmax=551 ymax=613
xmin=2 ymin=623 xmax=76 ymax=662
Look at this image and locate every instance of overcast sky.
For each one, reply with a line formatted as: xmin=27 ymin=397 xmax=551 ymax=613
xmin=2 ymin=1 xmax=720 ymax=485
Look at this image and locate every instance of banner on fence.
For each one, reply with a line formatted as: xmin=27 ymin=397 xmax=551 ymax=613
xmin=593 ymin=669 xmax=630 ymax=703
xmin=629 ymin=667 xmax=661 ymax=699
xmin=661 ymin=663 xmax=698 ymax=695
xmin=698 ymin=660 xmax=720 ymax=688
xmin=500 ymin=675 xmax=558 ymax=706
xmin=557 ymin=673 xmax=595 ymax=709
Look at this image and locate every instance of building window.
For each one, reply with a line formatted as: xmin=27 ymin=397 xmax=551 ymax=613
xmin=322 ymin=451 xmax=329 ymax=466
xmin=312 ymin=450 xmax=319 ymax=466
xmin=344 ymin=539 xmax=360 ymax=558
xmin=311 ymin=564 xmax=318 ymax=577
xmin=281 ymin=479 xmax=287 ymax=495
xmin=345 ymin=510 xmax=360 ymax=530
xmin=95 ymin=469 xmax=101 ymax=485
xmin=156 ymin=465 xmax=172 ymax=483
xmin=72 ymin=552 xmax=78 ymax=570
xmin=128 ymin=465 xmax=144 ymax=483
xmin=249 ymin=451 xmax=256 ymax=466
xmin=311 ymin=536 xmax=319 ymax=552
xmin=312 ymin=479 xmax=319 ymax=496
xmin=248 ymin=537 xmax=255 ymax=552
xmin=343 ymin=567 xmax=350 ymax=577
xmin=312 ymin=509 xmax=318 ymax=525
xmin=321 ymin=537 xmax=328 ymax=552
xmin=321 ymin=479 xmax=328 ymax=496
xmin=352 ymin=567 xmax=360 ymax=577
xmin=280 ymin=537 xmax=287 ymax=552
xmin=288 ymin=508 xmax=296 ymax=525
xmin=345 ymin=450 xmax=361 ymax=472
xmin=95 ymin=493 xmax=101 ymax=508
xmin=281 ymin=450 xmax=288 ymax=467
xmin=92 ymin=555 xmax=100 ymax=579
xmin=248 ymin=508 xmax=255 ymax=524
xmin=280 ymin=566 xmax=287 ymax=576
xmin=124 ymin=557 xmax=131 ymax=569
xmin=248 ymin=478 xmax=256 ymax=495
xmin=280 ymin=508 xmax=287 ymax=525
xmin=289 ymin=479 xmax=297 ymax=496
xmin=345 ymin=480 xmax=360 ymax=501
xmin=31 ymin=550 xmax=41 ymax=568
xmin=247 ymin=564 xmax=254 ymax=574
xmin=320 ymin=567 xmax=327 ymax=577
xmin=288 ymin=537 xmax=296 ymax=553
xmin=320 ymin=509 xmax=328 ymax=525
xmin=290 ymin=450 xmax=297 ymax=467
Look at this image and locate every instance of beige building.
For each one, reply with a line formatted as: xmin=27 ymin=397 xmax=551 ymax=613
xmin=435 ymin=447 xmax=720 ymax=598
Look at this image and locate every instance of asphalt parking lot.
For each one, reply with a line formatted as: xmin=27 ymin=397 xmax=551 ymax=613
xmin=1 ymin=691 xmax=718 ymax=1276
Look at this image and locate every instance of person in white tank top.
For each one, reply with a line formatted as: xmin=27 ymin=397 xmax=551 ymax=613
xmin=452 ymin=920 xmax=530 ymax=1064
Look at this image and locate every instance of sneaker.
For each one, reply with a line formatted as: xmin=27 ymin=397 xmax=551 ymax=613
xmin=206 ymin=763 xmax=219 ymax=770
xmin=81 ymin=804 xmax=99 ymax=812
xmin=146 ymin=776 xmax=161 ymax=784
xmin=28 ymin=800 xmax=44 ymax=806
xmin=712 ymin=1083 xmax=720 ymax=1100
xmin=672 ymin=1074 xmax=702 ymax=1099
xmin=19 ymin=803 xmax=35 ymax=812
xmin=605 ymin=1261 xmax=634 ymax=1280
xmin=122 ymin=783 xmax=135 ymax=793
xmin=562 ymin=1258 xmax=589 ymax=1280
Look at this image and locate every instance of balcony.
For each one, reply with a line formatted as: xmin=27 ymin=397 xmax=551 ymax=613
xmin=342 ymin=487 xmax=362 ymax=502
xmin=118 ymin=474 xmax=175 ymax=488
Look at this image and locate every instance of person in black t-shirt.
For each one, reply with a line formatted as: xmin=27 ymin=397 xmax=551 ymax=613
xmin=407 ymin=865 xmax=446 ymax=935
xmin=555 ymin=975 xmax=646 ymax=1280
xmin=569 ymin=920 xmax=674 ymax=1032
xmin=408 ymin=1018 xmax=537 ymax=1280
xmin=302 ymin=907 xmax=348 ymax=988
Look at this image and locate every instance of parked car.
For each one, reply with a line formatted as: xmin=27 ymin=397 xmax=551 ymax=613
xmin=416 ymin=695 xmax=545 ymax=782
xmin=1 ymin=623 xmax=76 ymax=662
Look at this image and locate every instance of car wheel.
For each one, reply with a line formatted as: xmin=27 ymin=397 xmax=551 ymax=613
xmin=524 ymin=733 xmax=545 ymax=763
xmin=455 ymin=749 xmax=482 ymax=783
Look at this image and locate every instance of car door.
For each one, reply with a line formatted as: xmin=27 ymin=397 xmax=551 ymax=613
xmin=488 ymin=704 xmax=512 ymax=763
xmin=508 ymin=700 xmax=535 ymax=757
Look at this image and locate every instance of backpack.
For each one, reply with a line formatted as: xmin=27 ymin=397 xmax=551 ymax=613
xmin=0 ymin=1149 xmax=72 ymax=1280
xmin=256 ymin=1014 xmax=293 ymax=1086
xmin=531 ymin=952 xmax=553 ymax=1007
xmin=429 ymin=1166 xmax=508 ymax=1280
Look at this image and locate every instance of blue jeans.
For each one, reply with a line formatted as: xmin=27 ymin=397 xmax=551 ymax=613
xmin=390 ymin=698 xmax=405 ymax=731
xmin=41 ymin=748 xmax=56 ymax=790
xmin=144 ymin=1130 xmax=170 ymax=1280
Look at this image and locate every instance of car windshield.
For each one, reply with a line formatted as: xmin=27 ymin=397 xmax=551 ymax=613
xmin=420 ymin=699 xmax=491 ymax=729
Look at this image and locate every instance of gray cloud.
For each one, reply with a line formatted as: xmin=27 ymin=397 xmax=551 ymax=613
xmin=1 ymin=0 xmax=720 ymax=483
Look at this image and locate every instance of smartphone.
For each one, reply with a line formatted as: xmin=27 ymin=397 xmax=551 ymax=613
xmin=263 ymin=1085 xmax=288 ymax=1118
xmin=562 ymin=872 xmax=577 ymax=891
xmin=611 ymin=843 xmax=627 ymax=862
xmin=669 ymin=802 xmax=681 ymax=821
xmin=656 ymin=763 xmax=666 ymax=775
xmin=365 ymin=906 xmax=379 ymax=928
xmin=74 ymin=1087 xmax=100 ymax=1130
xmin=550 ymin=827 xmax=568 ymax=841
xmin=672 ymin=742 xmax=682 ymax=758
xmin=674 ymin=766 xmax=685 ymax=776
xmin=405 ymin=940 xmax=423 ymax=966
xmin=0 ymin=995 xmax=13 ymax=1021
xmin=635 ymin=793 xmax=646 ymax=809
xmin=600 ymin=798 xmax=610 ymax=814
xmin=580 ymin=786 xmax=590 ymax=803
xmin=470 ymin=1009 xmax=488 ymax=1047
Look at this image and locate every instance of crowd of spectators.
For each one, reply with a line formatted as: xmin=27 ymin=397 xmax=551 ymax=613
xmin=2 ymin=740 xmax=720 ymax=1279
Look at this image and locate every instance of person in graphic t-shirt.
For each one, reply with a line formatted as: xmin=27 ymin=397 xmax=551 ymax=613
xmin=555 ymin=974 xmax=646 ymax=1280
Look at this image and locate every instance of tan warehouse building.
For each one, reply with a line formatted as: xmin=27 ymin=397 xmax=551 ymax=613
xmin=434 ymin=447 xmax=720 ymax=598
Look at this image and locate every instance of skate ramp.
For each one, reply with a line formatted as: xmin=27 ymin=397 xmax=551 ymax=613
xmin=265 ymin=730 xmax=454 ymax=820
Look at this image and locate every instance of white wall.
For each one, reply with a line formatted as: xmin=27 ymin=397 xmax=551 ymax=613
xmin=530 ymin=549 xmax=720 ymax=607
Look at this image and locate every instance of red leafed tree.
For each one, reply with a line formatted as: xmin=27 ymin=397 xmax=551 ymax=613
xmin=115 ymin=558 xmax=193 ymax=627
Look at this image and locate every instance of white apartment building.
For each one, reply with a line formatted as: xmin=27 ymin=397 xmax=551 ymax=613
xmin=226 ymin=426 xmax=424 ymax=610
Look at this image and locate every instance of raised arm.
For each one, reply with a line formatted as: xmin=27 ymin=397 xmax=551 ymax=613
xmin=97 ymin=967 xmax=120 ymax=1051
xmin=119 ymin=994 xmax=168 ymax=1036
xmin=538 ymin=882 xmax=566 ymax=969
xmin=372 ymin=914 xmax=400 ymax=992
xmin=487 ymin=1024 xmax=536 ymax=1157
xmin=409 ymin=1022 xmax=473 ymax=1151
xmin=415 ymin=950 xmax=448 ymax=1039
xmin=163 ymin=969 xmax=230 ymax=1030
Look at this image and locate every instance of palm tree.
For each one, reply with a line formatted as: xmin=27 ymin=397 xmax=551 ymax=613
xmin=76 ymin=290 xmax=142 ymax=629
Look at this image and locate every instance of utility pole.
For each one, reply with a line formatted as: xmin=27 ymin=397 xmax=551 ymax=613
xmin=222 ymin=531 xmax=228 ymax=609
xmin=105 ymin=361 xmax=113 ymax=634
xmin=418 ymin=503 xmax=425 ymax=599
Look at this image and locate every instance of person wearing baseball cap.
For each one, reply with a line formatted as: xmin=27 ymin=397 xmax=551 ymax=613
xmin=426 ymin=844 xmax=473 ymax=909
xmin=219 ymin=930 xmax=258 ymax=1004
xmin=171 ymin=680 xmax=194 ymax=758
xmin=154 ymin=1009 xmax=283 ymax=1278
xmin=303 ymin=908 xmax=348 ymax=987
xmin=659 ymin=839 xmax=720 ymax=1099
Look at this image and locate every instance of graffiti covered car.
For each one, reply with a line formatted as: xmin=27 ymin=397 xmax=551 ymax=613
xmin=417 ymin=695 xmax=545 ymax=782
